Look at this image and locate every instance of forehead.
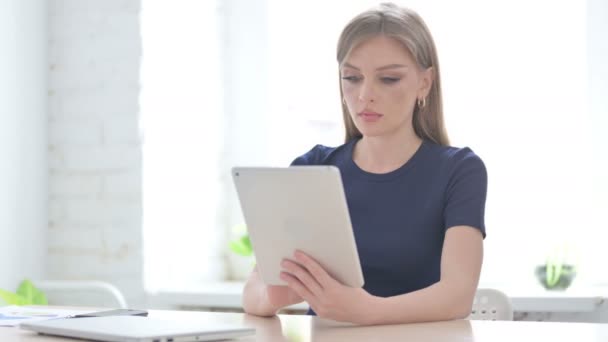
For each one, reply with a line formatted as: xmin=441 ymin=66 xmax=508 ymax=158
xmin=344 ymin=35 xmax=415 ymax=69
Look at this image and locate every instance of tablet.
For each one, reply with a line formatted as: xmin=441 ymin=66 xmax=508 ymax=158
xmin=232 ymin=166 xmax=364 ymax=287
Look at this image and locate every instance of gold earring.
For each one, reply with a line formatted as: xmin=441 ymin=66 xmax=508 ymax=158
xmin=342 ymin=97 xmax=346 ymax=105
xmin=417 ymin=97 xmax=426 ymax=109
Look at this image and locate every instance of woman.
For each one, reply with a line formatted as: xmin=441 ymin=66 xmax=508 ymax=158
xmin=242 ymin=3 xmax=486 ymax=325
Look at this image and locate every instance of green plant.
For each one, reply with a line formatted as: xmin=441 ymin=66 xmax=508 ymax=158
xmin=0 ymin=279 xmax=48 ymax=306
xmin=229 ymin=234 xmax=253 ymax=257
xmin=535 ymin=245 xmax=577 ymax=290
xmin=228 ymin=224 xmax=254 ymax=257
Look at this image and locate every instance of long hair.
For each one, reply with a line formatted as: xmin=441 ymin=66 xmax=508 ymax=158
xmin=337 ymin=3 xmax=449 ymax=145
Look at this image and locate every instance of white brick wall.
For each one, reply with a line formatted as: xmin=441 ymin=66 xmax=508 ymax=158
xmin=48 ymin=0 xmax=144 ymax=307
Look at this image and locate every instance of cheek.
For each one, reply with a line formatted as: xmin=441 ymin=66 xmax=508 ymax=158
xmin=341 ymin=82 xmax=357 ymax=99
xmin=387 ymin=83 xmax=414 ymax=108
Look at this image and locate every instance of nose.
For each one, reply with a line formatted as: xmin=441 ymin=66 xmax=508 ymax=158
xmin=358 ymin=80 xmax=376 ymax=103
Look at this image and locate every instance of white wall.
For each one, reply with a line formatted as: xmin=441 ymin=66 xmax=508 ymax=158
xmin=48 ymin=0 xmax=144 ymax=307
xmin=588 ymin=0 xmax=608 ymax=242
xmin=0 ymin=0 xmax=48 ymax=289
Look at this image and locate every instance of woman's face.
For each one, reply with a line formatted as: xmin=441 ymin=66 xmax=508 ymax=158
xmin=341 ymin=35 xmax=432 ymax=138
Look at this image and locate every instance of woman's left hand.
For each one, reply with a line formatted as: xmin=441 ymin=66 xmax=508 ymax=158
xmin=280 ymin=250 xmax=380 ymax=325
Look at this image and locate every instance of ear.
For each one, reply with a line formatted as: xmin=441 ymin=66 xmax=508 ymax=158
xmin=417 ymin=67 xmax=434 ymax=99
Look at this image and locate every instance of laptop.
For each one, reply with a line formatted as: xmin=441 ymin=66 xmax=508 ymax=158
xmin=20 ymin=315 xmax=255 ymax=342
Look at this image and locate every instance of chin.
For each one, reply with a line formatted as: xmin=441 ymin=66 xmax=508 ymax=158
xmin=354 ymin=127 xmax=389 ymax=138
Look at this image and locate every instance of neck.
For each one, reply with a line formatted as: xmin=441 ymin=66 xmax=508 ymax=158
xmin=353 ymin=129 xmax=423 ymax=174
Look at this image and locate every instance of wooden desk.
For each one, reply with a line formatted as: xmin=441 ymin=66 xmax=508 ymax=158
xmin=149 ymin=281 xmax=608 ymax=317
xmin=2 ymin=308 xmax=607 ymax=341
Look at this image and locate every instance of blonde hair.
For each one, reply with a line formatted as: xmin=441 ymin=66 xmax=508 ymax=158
xmin=337 ymin=3 xmax=449 ymax=145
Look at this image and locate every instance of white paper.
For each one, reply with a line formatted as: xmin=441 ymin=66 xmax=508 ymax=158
xmin=0 ymin=306 xmax=95 ymax=327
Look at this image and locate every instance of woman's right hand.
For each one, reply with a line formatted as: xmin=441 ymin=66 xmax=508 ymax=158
xmin=243 ymin=266 xmax=304 ymax=316
xmin=265 ymin=283 xmax=303 ymax=308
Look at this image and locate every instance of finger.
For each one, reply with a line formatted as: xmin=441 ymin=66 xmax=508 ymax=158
xmin=294 ymin=250 xmax=337 ymax=288
xmin=280 ymin=272 xmax=320 ymax=308
xmin=281 ymin=259 xmax=324 ymax=297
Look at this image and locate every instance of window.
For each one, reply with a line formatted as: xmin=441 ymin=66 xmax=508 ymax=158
xmin=142 ymin=0 xmax=608 ymax=291
xmin=140 ymin=1 xmax=225 ymax=292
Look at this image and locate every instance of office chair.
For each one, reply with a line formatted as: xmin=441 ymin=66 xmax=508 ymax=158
xmin=35 ymin=280 xmax=128 ymax=309
xmin=468 ymin=288 xmax=514 ymax=321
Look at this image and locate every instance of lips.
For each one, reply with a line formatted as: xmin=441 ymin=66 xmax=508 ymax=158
xmin=358 ymin=111 xmax=383 ymax=122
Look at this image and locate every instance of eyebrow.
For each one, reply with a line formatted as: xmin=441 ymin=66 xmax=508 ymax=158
xmin=342 ymin=62 xmax=409 ymax=71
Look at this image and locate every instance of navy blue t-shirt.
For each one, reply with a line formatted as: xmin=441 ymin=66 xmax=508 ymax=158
xmin=291 ymin=138 xmax=487 ymax=314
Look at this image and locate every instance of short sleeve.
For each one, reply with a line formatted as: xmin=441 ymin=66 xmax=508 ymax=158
xmin=290 ymin=144 xmax=334 ymax=166
xmin=443 ymin=150 xmax=488 ymax=238
xmin=290 ymin=152 xmax=312 ymax=166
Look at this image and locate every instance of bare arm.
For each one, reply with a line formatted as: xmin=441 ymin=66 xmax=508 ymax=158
xmin=242 ymin=266 xmax=304 ymax=316
xmin=369 ymin=226 xmax=483 ymax=324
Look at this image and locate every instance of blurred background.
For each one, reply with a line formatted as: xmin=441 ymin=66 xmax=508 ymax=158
xmin=1 ymin=0 xmax=607 ymax=318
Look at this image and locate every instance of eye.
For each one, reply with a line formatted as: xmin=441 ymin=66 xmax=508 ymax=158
xmin=341 ymin=75 xmax=362 ymax=83
xmin=381 ymin=77 xmax=401 ymax=84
